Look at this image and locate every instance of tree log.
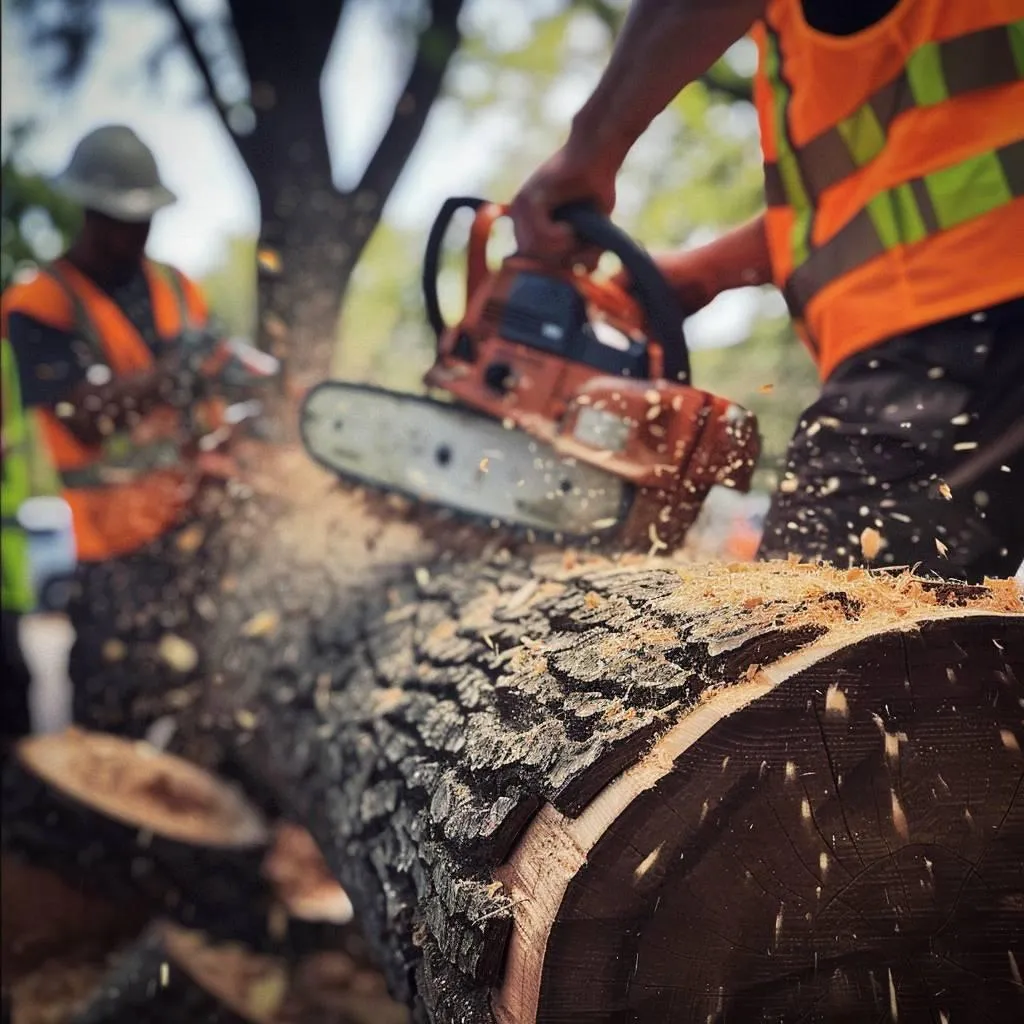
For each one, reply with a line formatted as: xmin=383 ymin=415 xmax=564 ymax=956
xmin=211 ymin=553 xmax=1024 ymax=1024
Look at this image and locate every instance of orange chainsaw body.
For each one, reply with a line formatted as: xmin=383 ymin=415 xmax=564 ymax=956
xmin=422 ymin=200 xmax=761 ymax=549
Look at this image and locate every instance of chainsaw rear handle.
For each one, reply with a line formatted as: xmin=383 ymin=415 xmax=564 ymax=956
xmin=422 ymin=196 xmax=691 ymax=383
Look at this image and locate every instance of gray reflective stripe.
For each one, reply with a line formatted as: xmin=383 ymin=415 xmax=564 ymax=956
xmin=764 ymin=22 xmax=1024 ymax=207
xmin=151 ymin=262 xmax=194 ymax=331
xmin=60 ymin=437 xmax=184 ymax=489
xmin=784 ymin=138 xmax=1024 ymax=313
xmin=43 ymin=262 xmax=107 ymax=363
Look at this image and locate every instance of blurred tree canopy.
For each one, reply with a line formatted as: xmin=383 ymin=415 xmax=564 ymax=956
xmin=6 ymin=0 xmax=819 ymax=484
xmin=8 ymin=0 xmax=468 ymax=379
xmin=1 ymin=124 xmax=82 ymax=290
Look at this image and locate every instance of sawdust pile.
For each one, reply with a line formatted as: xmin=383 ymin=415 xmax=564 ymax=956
xmin=539 ymin=551 xmax=1023 ymax=641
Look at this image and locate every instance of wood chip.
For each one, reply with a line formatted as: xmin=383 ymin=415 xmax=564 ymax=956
xmin=859 ymin=527 xmax=883 ymax=561
xmin=157 ymin=634 xmax=199 ymax=673
xmin=242 ymin=610 xmax=280 ymax=638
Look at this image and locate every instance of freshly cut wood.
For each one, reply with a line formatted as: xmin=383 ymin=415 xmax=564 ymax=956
xmin=71 ymin=921 xmax=289 ymax=1024
xmin=2 ymin=729 xmax=272 ymax=942
xmin=215 ymin=553 xmax=1024 ymax=1024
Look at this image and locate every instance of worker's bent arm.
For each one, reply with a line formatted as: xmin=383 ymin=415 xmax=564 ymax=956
xmin=699 ymin=214 xmax=773 ymax=300
xmin=569 ymin=0 xmax=768 ymax=167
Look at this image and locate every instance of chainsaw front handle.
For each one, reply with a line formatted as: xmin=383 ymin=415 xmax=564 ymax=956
xmin=422 ymin=196 xmax=691 ymax=383
xmin=422 ymin=196 xmax=487 ymax=341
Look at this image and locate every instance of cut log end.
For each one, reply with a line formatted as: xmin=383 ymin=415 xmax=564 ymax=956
xmin=494 ymin=613 xmax=1024 ymax=1024
xmin=207 ymin=549 xmax=1023 ymax=1024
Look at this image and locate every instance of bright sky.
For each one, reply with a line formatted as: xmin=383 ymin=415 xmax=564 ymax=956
xmin=0 ymin=0 xmax=767 ymax=347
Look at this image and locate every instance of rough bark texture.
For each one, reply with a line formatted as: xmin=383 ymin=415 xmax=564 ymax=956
xmin=201 ymin=533 xmax=1024 ymax=1024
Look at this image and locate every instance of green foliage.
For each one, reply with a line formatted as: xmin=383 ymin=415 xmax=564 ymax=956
xmin=200 ymin=236 xmax=259 ymax=339
xmin=1 ymin=158 xmax=82 ymax=289
xmin=691 ymin=309 xmax=820 ymax=483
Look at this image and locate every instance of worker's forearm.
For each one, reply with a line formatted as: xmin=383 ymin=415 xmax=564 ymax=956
xmin=569 ymin=0 xmax=766 ymax=165
xmin=701 ymin=215 xmax=773 ymax=298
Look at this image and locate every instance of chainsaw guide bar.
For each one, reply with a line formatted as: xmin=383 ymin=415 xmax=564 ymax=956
xmin=300 ymin=382 xmax=631 ymax=539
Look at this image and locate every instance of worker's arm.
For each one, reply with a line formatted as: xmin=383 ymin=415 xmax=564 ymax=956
xmin=511 ymin=0 xmax=767 ymax=256
xmin=5 ymin=312 xmax=183 ymax=446
xmin=640 ymin=215 xmax=773 ymax=313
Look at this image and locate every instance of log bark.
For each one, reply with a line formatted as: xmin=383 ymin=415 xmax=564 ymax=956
xmin=211 ymin=553 xmax=1024 ymax=1024
xmin=71 ymin=921 xmax=289 ymax=1024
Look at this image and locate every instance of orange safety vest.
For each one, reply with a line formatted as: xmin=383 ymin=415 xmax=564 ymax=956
xmin=0 ymin=259 xmax=209 ymax=562
xmin=753 ymin=1 xmax=1024 ymax=380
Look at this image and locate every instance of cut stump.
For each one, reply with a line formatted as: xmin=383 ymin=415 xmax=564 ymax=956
xmin=2 ymin=729 xmax=272 ymax=942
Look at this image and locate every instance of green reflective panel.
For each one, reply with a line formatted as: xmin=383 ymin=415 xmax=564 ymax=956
xmin=864 ymin=192 xmax=899 ymax=250
xmin=1009 ymin=20 xmax=1024 ymax=76
xmin=837 ymin=104 xmax=886 ymax=167
xmin=924 ymin=151 xmax=1012 ymax=229
xmin=890 ymin=183 xmax=928 ymax=246
xmin=764 ymin=32 xmax=811 ymax=266
xmin=906 ymin=41 xmax=949 ymax=106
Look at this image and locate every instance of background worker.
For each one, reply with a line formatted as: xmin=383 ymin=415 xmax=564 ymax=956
xmin=509 ymin=0 xmax=1024 ymax=582
xmin=1 ymin=124 xmax=218 ymax=736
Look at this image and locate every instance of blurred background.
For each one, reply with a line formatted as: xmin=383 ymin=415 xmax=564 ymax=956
xmin=1 ymin=0 xmax=820 ymax=549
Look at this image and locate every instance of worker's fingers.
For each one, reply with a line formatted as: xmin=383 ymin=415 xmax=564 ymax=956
xmin=511 ymin=189 xmax=576 ymax=258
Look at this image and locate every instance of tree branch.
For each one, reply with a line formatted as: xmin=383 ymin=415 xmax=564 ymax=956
xmin=163 ymin=0 xmax=237 ymax=141
xmin=352 ymin=0 xmax=466 ymax=206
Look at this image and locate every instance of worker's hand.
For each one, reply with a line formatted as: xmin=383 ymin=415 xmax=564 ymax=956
xmin=508 ymin=140 xmax=620 ymax=262
xmin=613 ymin=249 xmax=720 ymax=316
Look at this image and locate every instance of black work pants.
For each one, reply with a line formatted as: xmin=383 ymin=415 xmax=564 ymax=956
xmin=1 ymin=610 xmax=33 ymax=764
xmin=758 ymin=298 xmax=1024 ymax=582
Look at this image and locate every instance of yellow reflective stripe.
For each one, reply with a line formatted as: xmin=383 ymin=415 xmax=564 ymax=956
xmin=2 ymin=339 xmax=36 ymax=612
xmin=763 ymin=28 xmax=812 ymax=266
xmin=905 ymin=41 xmax=949 ymax=106
xmin=1011 ymin=20 xmax=1024 ymax=74
xmin=925 ymin=150 xmax=1014 ymax=229
xmin=764 ymin=21 xmax=1024 ymax=204
xmin=836 ymin=104 xmax=886 ymax=168
xmin=151 ymin=261 xmax=194 ymax=330
xmin=1 ymin=339 xmax=30 ymax=518
xmin=784 ymin=139 xmax=1024 ymax=314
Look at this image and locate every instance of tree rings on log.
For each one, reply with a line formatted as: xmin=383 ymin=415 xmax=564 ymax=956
xmin=71 ymin=921 xmax=289 ymax=1024
xmin=492 ymin=576 xmax=1024 ymax=1023
xmin=2 ymin=728 xmax=272 ymax=941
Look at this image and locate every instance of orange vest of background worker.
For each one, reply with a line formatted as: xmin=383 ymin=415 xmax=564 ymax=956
xmin=1 ymin=128 xmax=210 ymax=564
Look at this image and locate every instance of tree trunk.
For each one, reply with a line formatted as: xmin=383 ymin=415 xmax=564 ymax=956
xmin=211 ymin=551 xmax=1024 ymax=1024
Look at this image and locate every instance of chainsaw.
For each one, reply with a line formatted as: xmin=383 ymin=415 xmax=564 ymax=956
xmin=300 ymin=197 xmax=760 ymax=550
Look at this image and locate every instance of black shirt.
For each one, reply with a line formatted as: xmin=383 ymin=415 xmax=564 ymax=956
xmin=800 ymin=0 xmax=901 ymax=37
